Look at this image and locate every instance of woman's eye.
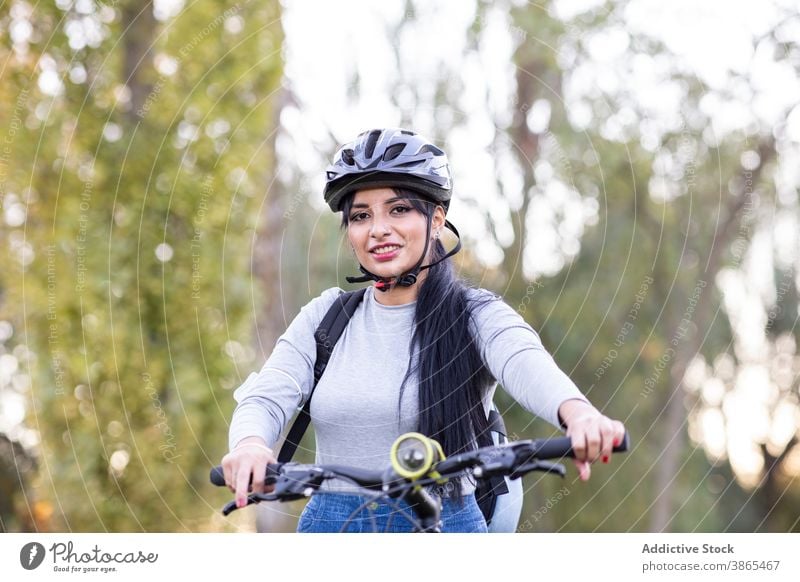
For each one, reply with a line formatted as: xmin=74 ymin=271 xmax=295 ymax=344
xmin=391 ymin=205 xmax=411 ymax=215
xmin=350 ymin=212 xmax=369 ymax=222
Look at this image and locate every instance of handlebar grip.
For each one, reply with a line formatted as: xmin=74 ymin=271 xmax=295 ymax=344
xmin=534 ymin=437 xmax=574 ymax=459
xmin=210 ymin=466 xmax=225 ymax=486
xmin=536 ymin=431 xmax=630 ymax=459
xmin=615 ymin=432 xmax=630 ymax=453
xmin=209 ymin=463 xmax=284 ymax=487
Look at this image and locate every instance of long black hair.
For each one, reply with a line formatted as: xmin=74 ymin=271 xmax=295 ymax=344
xmin=341 ymin=188 xmax=497 ymax=497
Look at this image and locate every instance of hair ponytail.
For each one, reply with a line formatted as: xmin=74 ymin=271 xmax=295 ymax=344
xmin=404 ymin=236 xmax=496 ymax=498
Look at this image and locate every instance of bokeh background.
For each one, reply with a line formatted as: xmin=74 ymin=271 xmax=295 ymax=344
xmin=1 ymin=0 xmax=799 ymax=532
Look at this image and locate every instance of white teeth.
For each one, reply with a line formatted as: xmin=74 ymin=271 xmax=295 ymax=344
xmin=372 ymin=245 xmax=400 ymax=254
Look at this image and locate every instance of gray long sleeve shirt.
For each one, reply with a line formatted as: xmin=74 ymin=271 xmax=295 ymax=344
xmin=229 ymin=286 xmax=588 ymax=482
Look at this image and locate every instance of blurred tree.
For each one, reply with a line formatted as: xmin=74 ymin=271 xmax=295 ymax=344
xmin=0 ymin=434 xmax=40 ymax=531
xmin=0 ymin=0 xmax=283 ymax=530
xmin=497 ymin=0 xmax=799 ymax=531
xmin=492 ymin=1 xmax=672 ymax=532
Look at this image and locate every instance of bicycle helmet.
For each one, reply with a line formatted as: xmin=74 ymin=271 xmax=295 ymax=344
xmin=325 ymin=128 xmax=461 ymax=291
xmin=324 ymin=128 xmax=452 ymax=213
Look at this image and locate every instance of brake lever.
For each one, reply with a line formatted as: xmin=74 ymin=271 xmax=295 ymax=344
xmin=510 ymin=460 xmax=566 ymax=479
xmin=221 ymin=467 xmax=327 ymax=515
xmin=221 ymin=493 xmax=274 ymax=516
xmin=222 ymin=500 xmax=238 ymax=516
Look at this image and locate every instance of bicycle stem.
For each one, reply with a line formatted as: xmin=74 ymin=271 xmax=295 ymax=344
xmin=399 ymin=486 xmax=441 ymax=533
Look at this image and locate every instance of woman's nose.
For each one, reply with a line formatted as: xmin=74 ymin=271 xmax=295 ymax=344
xmin=370 ymin=216 xmax=391 ymax=237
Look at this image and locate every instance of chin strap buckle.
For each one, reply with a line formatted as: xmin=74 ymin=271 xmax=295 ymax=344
xmin=346 ymin=267 xmax=398 ymax=292
xmin=396 ymin=273 xmax=417 ymax=287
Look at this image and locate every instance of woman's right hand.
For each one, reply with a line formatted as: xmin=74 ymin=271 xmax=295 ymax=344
xmin=221 ymin=437 xmax=277 ymax=508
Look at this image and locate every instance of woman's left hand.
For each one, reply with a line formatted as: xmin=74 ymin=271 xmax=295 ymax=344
xmin=558 ymin=399 xmax=626 ymax=481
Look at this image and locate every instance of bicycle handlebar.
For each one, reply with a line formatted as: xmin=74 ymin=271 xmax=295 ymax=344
xmin=211 ymin=431 xmax=629 ymax=500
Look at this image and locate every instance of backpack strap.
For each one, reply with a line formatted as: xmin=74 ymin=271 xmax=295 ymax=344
xmin=486 ymin=408 xmax=507 ymax=441
xmin=475 ymin=407 xmax=510 ymax=525
xmin=277 ymin=288 xmax=367 ymax=463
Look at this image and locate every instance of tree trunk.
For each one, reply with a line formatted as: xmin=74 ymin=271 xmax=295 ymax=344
xmin=757 ymin=437 xmax=797 ymax=532
xmin=504 ymin=51 xmax=544 ymax=291
xmin=650 ymin=138 xmax=776 ymax=531
xmin=252 ymin=89 xmax=295 ymax=355
xmin=252 ymin=88 xmax=295 ymax=532
xmin=121 ymin=1 xmax=156 ymax=123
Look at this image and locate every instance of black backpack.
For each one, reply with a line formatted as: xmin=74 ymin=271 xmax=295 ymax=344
xmin=277 ymin=288 xmax=509 ymax=526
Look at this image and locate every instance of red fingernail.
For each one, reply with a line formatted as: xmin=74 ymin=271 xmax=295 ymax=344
xmin=613 ymin=438 xmax=621 ymax=447
xmin=602 ymin=455 xmax=609 ymax=463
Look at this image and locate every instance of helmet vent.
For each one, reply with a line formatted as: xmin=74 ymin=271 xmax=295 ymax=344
xmin=417 ymin=144 xmax=444 ymax=156
xmin=364 ymin=130 xmax=381 ymax=159
xmin=383 ymin=143 xmax=405 ymax=161
xmin=342 ymin=149 xmax=355 ymax=165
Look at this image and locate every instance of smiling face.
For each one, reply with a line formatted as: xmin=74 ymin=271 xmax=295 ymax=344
xmin=345 ymin=187 xmax=445 ymax=281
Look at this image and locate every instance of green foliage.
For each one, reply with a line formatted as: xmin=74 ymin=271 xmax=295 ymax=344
xmin=0 ymin=0 xmax=283 ymax=531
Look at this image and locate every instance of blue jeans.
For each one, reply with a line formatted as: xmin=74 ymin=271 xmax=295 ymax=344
xmin=297 ymin=493 xmax=488 ymax=533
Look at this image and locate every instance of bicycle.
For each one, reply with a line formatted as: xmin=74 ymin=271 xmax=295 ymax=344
xmin=210 ymin=431 xmax=630 ymax=533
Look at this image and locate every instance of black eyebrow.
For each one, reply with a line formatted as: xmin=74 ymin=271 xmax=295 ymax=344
xmin=350 ymin=197 xmax=404 ymax=209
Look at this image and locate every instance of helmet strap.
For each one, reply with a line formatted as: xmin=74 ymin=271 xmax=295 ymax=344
xmin=345 ymin=219 xmax=462 ymax=292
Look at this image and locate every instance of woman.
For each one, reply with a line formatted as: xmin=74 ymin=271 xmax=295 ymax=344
xmin=222 ymin=128 xmax=626 ymax=532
